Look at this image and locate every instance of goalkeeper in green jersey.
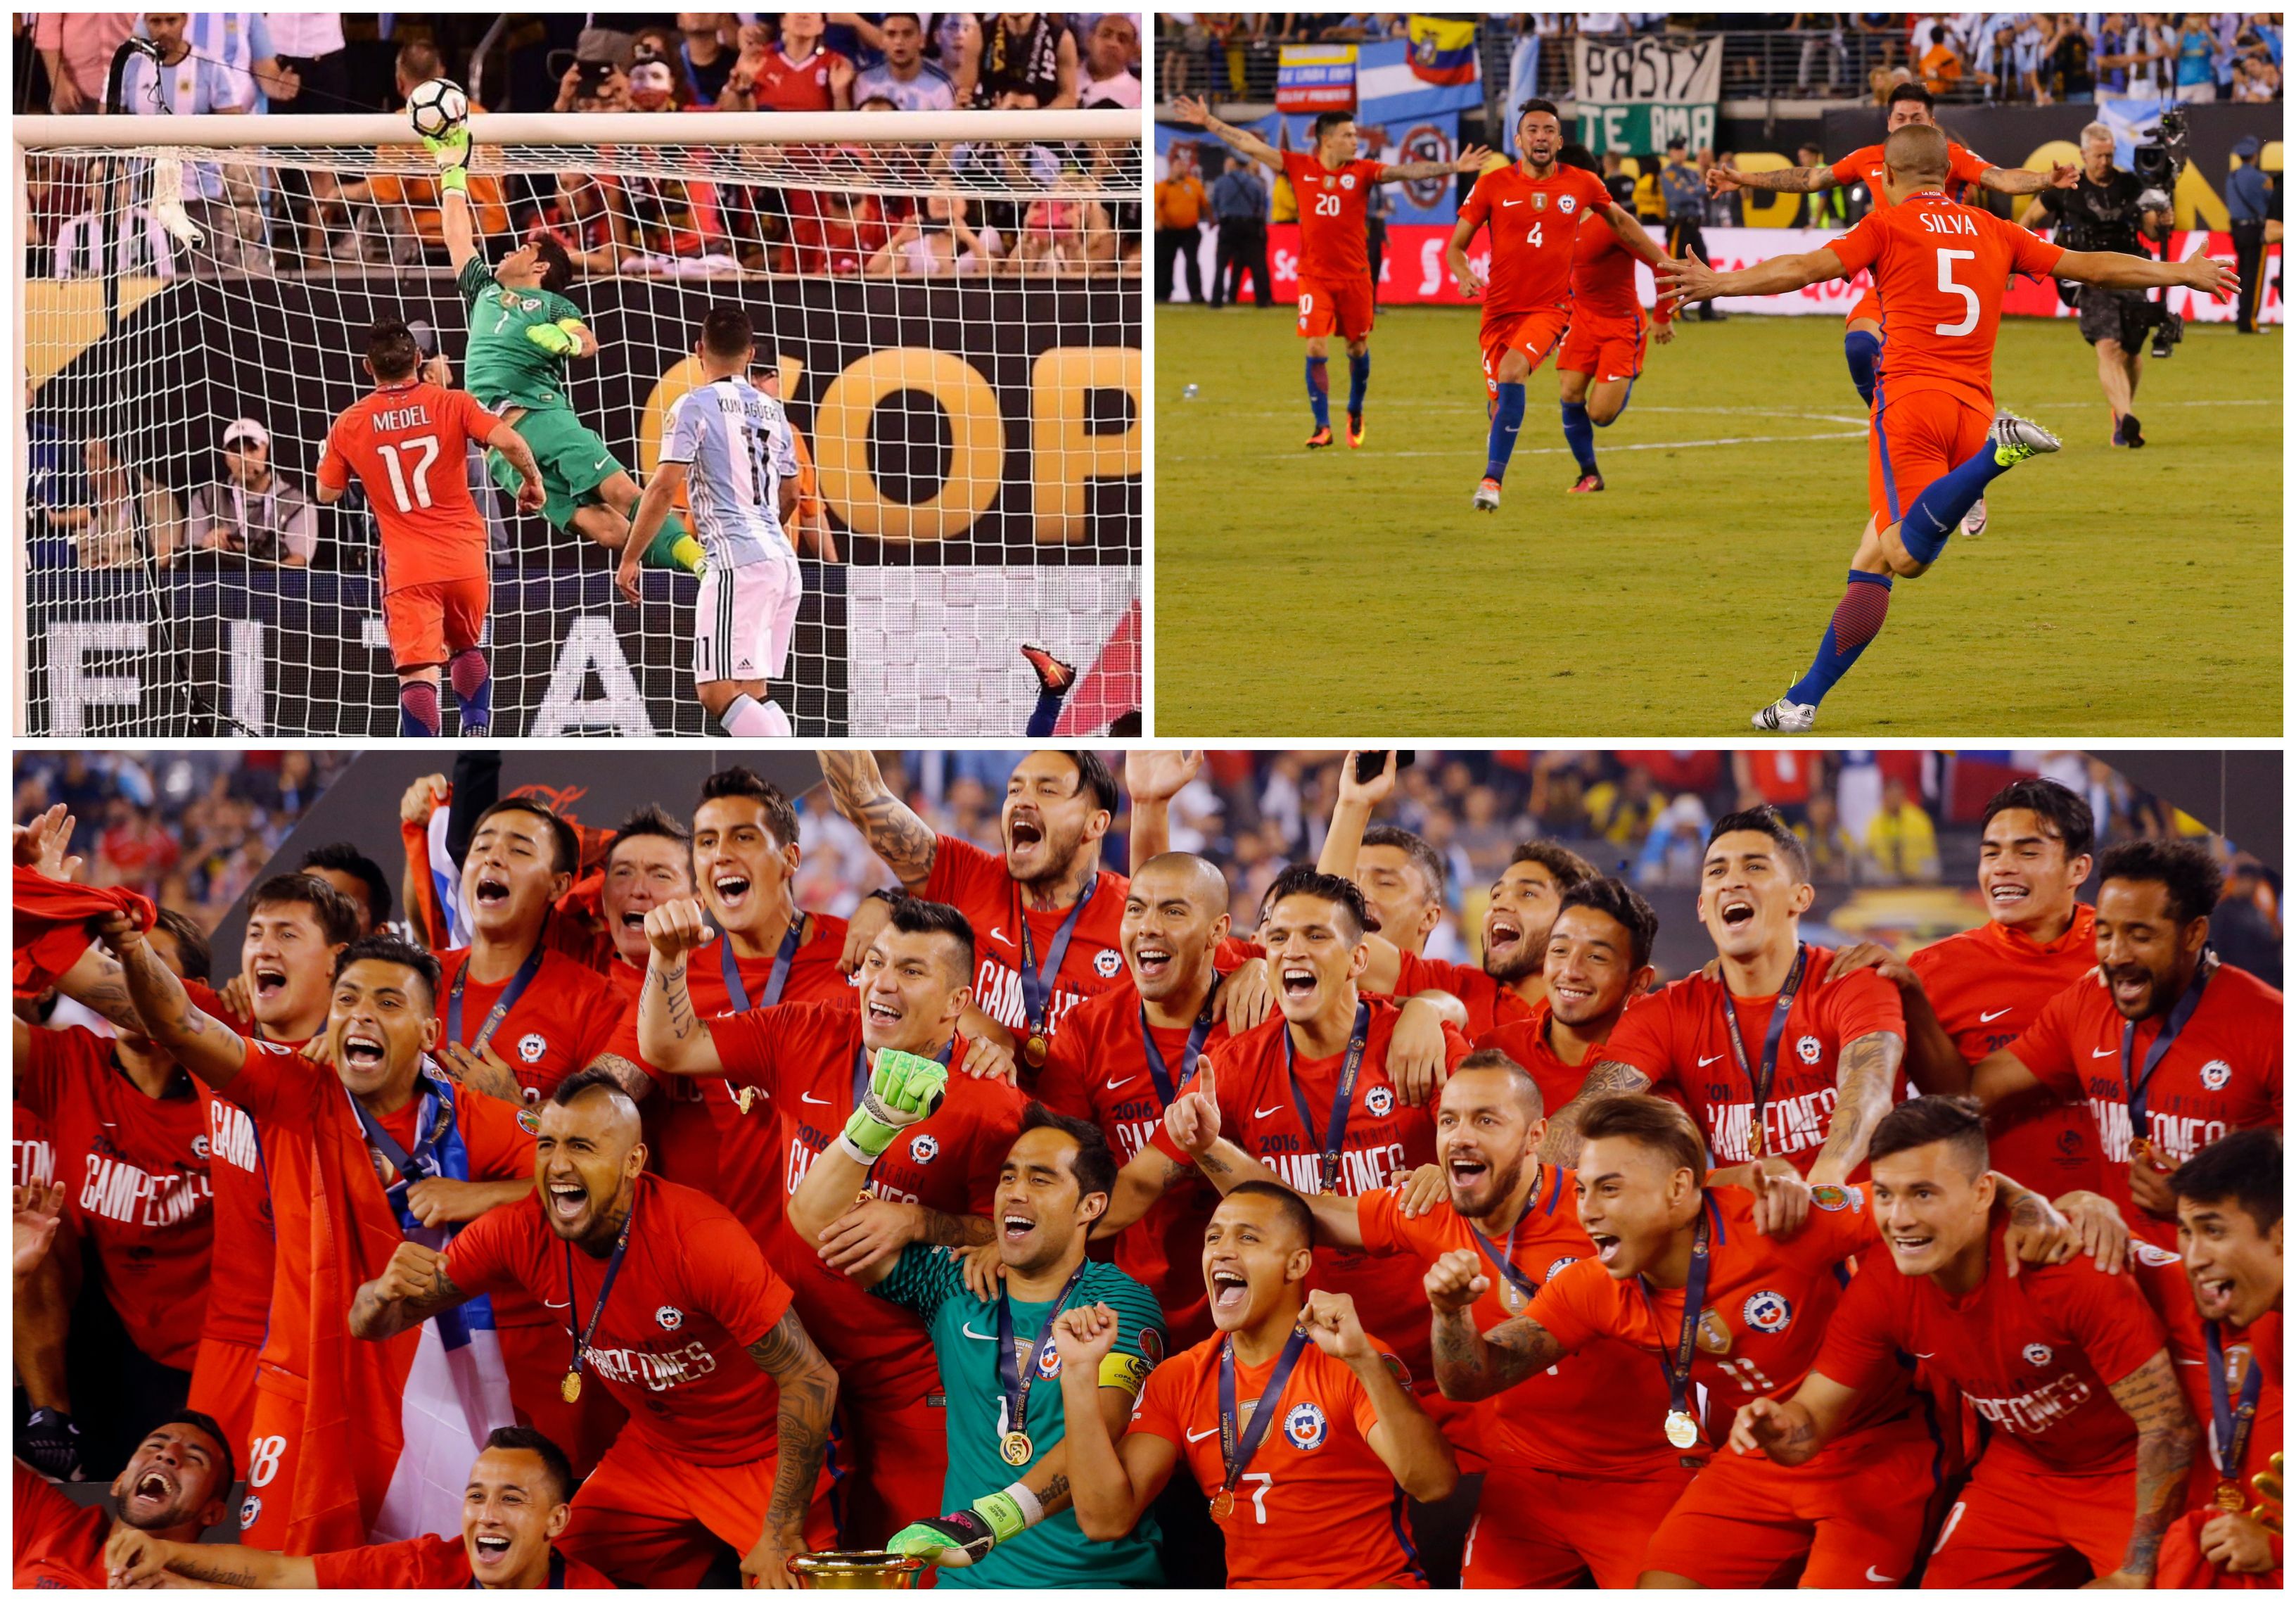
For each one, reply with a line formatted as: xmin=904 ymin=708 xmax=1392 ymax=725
xmin=421 ymin=124 xmax=703 ymax=576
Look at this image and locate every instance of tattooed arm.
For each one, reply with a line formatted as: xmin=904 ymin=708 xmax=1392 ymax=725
xmin=105 ymin=1525 xmax=317 ymax=1587
xmin=1535 ymin=1058 xmax=1654 ymax=1167
xmin=580 ymin=1050 xmax=655 ymax=1104
xmin=48 ymin=943 xmax=153 ymax=1035
xmin=1094 ymin=1145 xmax=1204 ymax=1238
xmin=1728 ymin=1369 xmax=1861 ymax=1467
xmin=347 ymin=1240 xmax=476 ymax=1340
xmin=94 ymin=913 xmax=248 ymax=1089
xmin=636 ymin=901 xmax=722 ymax=1076
xmin=1424 ymin=1249 xmax=1565 ymax=1400
xmin=1183 ymin=1135 xmax=1369 ymax=1249
xmin=1711 ymin=161 xmax=1840 ymax=194
xmin=743 ymin=1307 xmax=841 ymax=1583
xmin=2100 ymin=1349 xmax=2200 ymax=1584
xmin=817 ymin=751 xmax=939 ymax=891
xmin=1809 ymin=1029 xmax=1905 ymax=1186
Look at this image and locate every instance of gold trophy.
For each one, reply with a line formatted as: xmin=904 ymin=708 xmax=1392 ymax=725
xmin=2252 ymin=1451 xmax=2283 ymax=1533
xmin=785 ymin=1551 xmax=929 ymax=1589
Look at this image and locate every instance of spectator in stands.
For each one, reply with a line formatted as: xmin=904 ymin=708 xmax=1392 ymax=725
xmin=1915 ymin=20 xmax=1964 ymax=96
xmin=94 ymin=796 xmax=184 ymax=895
xmin=2041 ymin=13 xmax=2097 ymax=101
xmin=782 ymin=181 xmax=892 ymax=274
xmin=31 ymin=12 xmax=135 ymax=113
xmin=1600 ymin=148 xmax=1635 ymax=207
xmin=118 ymin=13 xmax=267 ymax=273
xmin=1795 ymin=789 xmax=1860 ymax=882
xmin=866 ymin=192 xmax=1003 ymax=274
xmin=1632 ymin=153 xmax=1666 ymax=227
xmin=627 ymin=56 xmax=687 ymax=112
xmin=738 ymin=11 xmax=855 ymax=109
xmin=1154 ymin=142 xmax=1208 ymax=302
xmin=53 ymin=437 xmax=184 ymax=570
xmin=263 ymin=15 xmax=347 ymax=257
xmin=530 ymin=170 xmax=632 ymax=276
xmin=854 ymin=13 xmax=958 ymax=110
xmin=1583 ymin=763 xmax=1666 ymax=848
xmin=677 ymin=13 xmax=740 ymax=106
xmin=1209 ymin=149 xmax=1272 ymax=308
xmin=1702 ymin=150 xmax=1743 ymax=228
xmin=1792 ymin=12 xmax=1851 ymax=96
xmin=1013 ymin=172 xmax=1114 ymax=274
xmin=188 ymin=418 xmax=317 ymax=566
xmin=1661 ymin=140 xmax=1721 ymax=321
xmin=2117 ymin=13 xmax=2179 ymax=96
xmin=2174 ymin=13 xmax=2221 ymax=99
xmin=332 ymin=39 xmax=510 ymax=266
xmin=2232 ymin=46 xmax=2280 ymax=99
xmin=980 ymin=12 xmax=1079 ymax=107
xmin=1079 ymin=13 xmax=1143 ymax=107
xmin=1863 ymin=775 xmax=1941 ymax=882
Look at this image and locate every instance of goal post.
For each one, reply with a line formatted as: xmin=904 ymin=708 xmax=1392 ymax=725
xmin=14 ymin=108 xmax=1142 ymax=737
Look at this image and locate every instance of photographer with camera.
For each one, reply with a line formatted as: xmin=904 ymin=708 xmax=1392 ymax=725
xmin=2024 ymin=120 xmax=2178 ymax=447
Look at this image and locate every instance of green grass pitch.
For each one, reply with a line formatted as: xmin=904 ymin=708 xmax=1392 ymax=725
xmin=1153 ymin=308 xmax=2281 ymax=735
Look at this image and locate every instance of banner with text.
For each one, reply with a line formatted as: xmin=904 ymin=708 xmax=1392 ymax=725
xmin=1572 ymin=34 xmax=1721 ymax=156
xmin=1276 ymin=44 xmax=1357 ymax=112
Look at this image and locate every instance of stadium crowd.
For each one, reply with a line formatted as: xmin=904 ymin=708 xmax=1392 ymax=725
xmin=18 ymin=11 xmax=1142 ymax=280
xmin=10 ymin=745 xmax=2285 ymax=1589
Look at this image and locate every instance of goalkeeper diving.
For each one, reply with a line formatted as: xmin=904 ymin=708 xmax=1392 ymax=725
xmin=421 ymin=121 xmax=703 ymax=577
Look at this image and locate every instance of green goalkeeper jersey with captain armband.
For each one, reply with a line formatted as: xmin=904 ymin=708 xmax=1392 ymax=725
xmin=457 ymin=256 xmax=584 ymax=414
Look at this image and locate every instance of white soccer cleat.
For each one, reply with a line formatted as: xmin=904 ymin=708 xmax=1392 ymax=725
xmin=1750 ymin=695 xmax=1816 ymax=732
xmin=1988 ymin=412 xmax=2060 ymax=466
xmin=1958 ymin=496 xmax=1988 ymax=538
xmin=1472 ymin=476 xmax=1502 ymax=512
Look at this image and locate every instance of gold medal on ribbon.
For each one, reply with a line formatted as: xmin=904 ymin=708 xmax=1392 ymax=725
xmin=1745 ymin=1121 xmax=1764 ymax=1159
xmin=1208 ymin=1489 xmax=1235 ymax=1521
xmin=1024 ymin=1034 xmax=1049 ymax=1067
xmin=2217 ymin=1478 xmax=2248 ymax=1513
xmin=1664 ymin=1409 xmax=1700 ymax=1451
xmin=561 ymin=1371 xmax=583 ymax=1404
xmin=1000 ymin=1430 xmax=1033 ymax=1467
xmin=1501 ymin=1280 xmax=1527 ymax=1313
xmin=2128 ymin=1135 xmax=2155 ymax=1164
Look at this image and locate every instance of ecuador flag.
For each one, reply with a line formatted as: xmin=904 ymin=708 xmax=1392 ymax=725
xmin=1406 ymin=15 xmax=1479 ymax=86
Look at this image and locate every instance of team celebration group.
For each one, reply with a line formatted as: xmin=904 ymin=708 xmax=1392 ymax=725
xmin=9 ymin=748 xmax=2283 ymax=1589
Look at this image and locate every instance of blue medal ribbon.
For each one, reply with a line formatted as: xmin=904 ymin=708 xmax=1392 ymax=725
xmin=1466 ymin=1167 xmax=1543 ymax=1308
xmin=350 ymin=1072 xmax=454 ymax=1198
xmin=1216 ymin=1325 xmax=1313 ymax=1502
xmin=562 ymin=1190 xmax=638 ymax=1393
xmin=994 ymin=1261 xmax=1092 ymax=1447
xmin=1016 ymin=878 xmax=1097 ymax=1045
xmin=2119 ymin=954 xmax=2212 ymax=1148
xmin=1715 ymin=945 xmax=1808 ymax=1158
xmin=1636 ymin=1200 xmax=1714 ymax=1447
xmin=721 ymin=915 xmax=805 ymax=1013
xmin=1284 ymin=1000 xmax=1372 ymax=1194
xmin=446 ymin=942 xmax=547 ymax=1055
xmin=2206 ymin=1318 xmax=2262 ymax=1487
xmin=1140 ymin=991 xmax=1218 ymax=1109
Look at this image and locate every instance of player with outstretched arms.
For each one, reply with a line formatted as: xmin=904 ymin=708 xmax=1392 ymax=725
xmin=617 ymin=307 xmax=805 ymax=739
xmin=1173 ymin=96 xmax=1488 ymax=450
xmin=421 ymin=120 xmax=705 ymax=577
xmin=1664 ymin=122 xmax=2236 ymax=732
xmin=1449 ymin=100 xmax=1670 ymax=512
xmin=316 ymin=318 xmax=543 ymax=737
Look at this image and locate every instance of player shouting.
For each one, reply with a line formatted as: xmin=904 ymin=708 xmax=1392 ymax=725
xmin=618 ymin=307 xmax=805 ymax=739
xmin=1448 ymin=100 xmax=1669 ymax=511
xmin=1555 ymin=142 xmax=1674 ymax=495
xmin=1173 ymin=96 xmax=1488 ymax=450
xmin=1479 ymin=876 xmax=1659 ymax=1114
xmin=353 ymin=1073 xmax=841 ymax=1589
xmin=14 ymin=1416 xmax=236 ymax=1587
xmin=1731 ymin=1096 xmax=2198 ymax=1587
xmin=315 ymin=317 xmax=544 ymax=737
xmin=423 ymin=122 xmax=705 ymax=578
xmin=1662 ymin=122 xmax=2237 ymax=731
xmin=1051 ymin=1186 xmax=1458 ymax=1587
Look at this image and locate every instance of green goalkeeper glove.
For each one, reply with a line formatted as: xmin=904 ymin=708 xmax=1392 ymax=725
xmin=838 ymin=1048 xmax=948 ymax=1163
xmin=524 ymin=319 xmax=585 ymax=357
xmin=421 ymin=126 xmax=471 ymax=191
xmin=887 ymin=1487 xmax=1038 ymax=1568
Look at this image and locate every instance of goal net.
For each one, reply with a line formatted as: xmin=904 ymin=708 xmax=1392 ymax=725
xmin=15 ymin=108 xmax=1142 ymax=737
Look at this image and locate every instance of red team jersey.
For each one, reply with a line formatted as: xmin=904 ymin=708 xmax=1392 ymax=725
xmin=2008 ymin=962 xmax=2283 ymax=1243
xmin=1831 ymin=139 xmax=1992 ymax=210
xmin=919 ymin=834 xmax=1130 ymax=1043
xmin=1130 ymin=1332 xmax=1426 ymax=1588
xmin=178 ymin=981 xmax=293 ymax=1353
xmin=15 ymin=1100 xmax=56 ymax=1188
xmin=22 ymin=1026 xmax=213 ymax=1369
xmin=1827 ymin=193 xmax=2066 ymax=415
xmin=1389 ymin=949 xmax=1535 ymax=1039
xmin=13 ymin=1462 xmax=108 ymax=1588
xmin=316 ymin=381 xmax=502 ymax=592
xmin=311 ymin=1534 xmax=618 ymax=1589
xmin=1282 ymin=151 xmax=1385 ymax=283
xmin=435 ymin=946 xmax=626 ymax=1102
xmin=1477 ymin=1001 xmax=1607 ymax=1124
xmin=1150 ymin=999 xmax=1465 ymax=1386
xmin=1569 ymin=207 xmax=1656 ymax=323
xmin=1908 ymin=905 xmax=2102 ymax=1194
xmin=1817 ymin=1214 xmax=2167 ymax=1477
xmin=445 ymin=1174 xmax=795 ymax=1468
xmin=748 ymin=46 xmax=851 ymax=111
xmin=1035 ymin=980 xmax=1235 ymax=1347
xmin=1457 ymin=163 xmax=1614 ymax=320
xmin=1355 ymin=1178 xmax=1685 ymax=1480
xmin=1599 ymin=946 xmax=1908 ymax=1171
xmin=706 ymin=1000 xmax=1024 ymax=1407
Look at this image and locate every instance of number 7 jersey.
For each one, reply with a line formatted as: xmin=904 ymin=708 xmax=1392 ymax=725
xmin=1826 ymin=191 xmax=2065 ymax=414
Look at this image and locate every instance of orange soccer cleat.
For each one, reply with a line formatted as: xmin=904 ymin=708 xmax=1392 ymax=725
xmin=1346 ymin=413 xmax=1365 ymax=449
xmin=1306 ymin=424 xmax=1335 ymax=449
xmin=1019 ymin=644 xmax=1075 ymax=695
xmin=1567 ymin=472 xmax=1605 ymax=494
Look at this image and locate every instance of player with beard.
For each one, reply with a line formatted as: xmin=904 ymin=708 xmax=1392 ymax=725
xmin=786 ymin=1065 xmax=1167 ymax=1588
xmin=2160 ymin=1129 xmax=2283 ymax=1583
xmin=13 ymin=910 xmax=217 ymax=1476
xmin=817 ymin=750 xmax=1192 ymax=1067
xmin=14 ymin=1414 xmax=236 ymax=1587
xmin=103 ymin=1427 xmax=615 ymax=1589
xmin=355 ymin=1073 xmax=841 ymax=1587
xmin=1479 ymin=877 xmax=1659 ymax=1114
xmin=99 ymin=927 xmax=537 ymax=1552
xmin=1051 ymin=1184 xmax=1458 ymax=1587
xmin=1035 ymin=852 xmax=1239 ymax=1350
xmin=1731 ymin=1096 xmax=2197 ymax=1587
xmin=1431 ymin=1093 xmax=2086 ymax=1587
xmin=1917 ymin=839 xmax=2283 ymax=1249
xmin=642 ymin=893 xmax=1022 ymax=1548
xmin=1167 ymin=1052 xmax=1713 ymax=1587
xmin=1539 ymin=807 xmax=1906 ymax=1183
xmin=1830 ymin=778 xmax=2103 ymax=1195
xmin=1450 ymin=100 xmax=1669 ymax=511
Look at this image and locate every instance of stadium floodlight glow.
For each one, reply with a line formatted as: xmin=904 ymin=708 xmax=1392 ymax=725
xmin=13 ymin=108 xmax=1142 ymax=738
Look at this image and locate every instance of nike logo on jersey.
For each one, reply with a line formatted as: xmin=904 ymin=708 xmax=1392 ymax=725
xmin=1979 ymin=1007 xmax=2014 ymax=1023
xmin=1185 ymin=1425 xmax=1220 ymax=1442
xmin=592 ymin=457 xmax=611 ymax=469
xmin=544 ymin=1299 xmax=571 ymax=1309
xmin=1866 ymin=1569 xmax=1898 ymax=1584
xmin=990 ymin=926 xmax=1011 ymax=944
xmin=1502 ymin=198 xmax=1522 ymax=207
xmin=1698 ymin=1053 xmax=1726 ymax=1067
xmin=1254 ymin=1105 xmax=1285 ymax=1120
xmin=801 ymin=1092 xmax=830 ymax=1105
xmin=959 ymin=1324 xmax=999 ymax=1342
xmin=2092 ymin=1047 xmax=2119 ymax=1057
xmin=1105 ymin=1076 xmax=1133 ymax=1092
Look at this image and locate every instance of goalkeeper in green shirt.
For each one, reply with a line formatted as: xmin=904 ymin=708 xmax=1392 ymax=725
xmin=421 ymin=124 xmax=703 ymax=576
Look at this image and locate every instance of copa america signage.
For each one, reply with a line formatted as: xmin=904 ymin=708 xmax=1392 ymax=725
xmin=1572 ymin=34 xmax=1722 ymax=156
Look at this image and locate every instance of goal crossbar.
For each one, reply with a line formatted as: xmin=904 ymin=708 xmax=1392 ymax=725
xmin=12 ymin=108 xmax=1142 ymax=151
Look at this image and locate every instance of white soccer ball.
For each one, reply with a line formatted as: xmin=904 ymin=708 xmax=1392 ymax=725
xmin=407 ymin=79 xmax=469 ymax=139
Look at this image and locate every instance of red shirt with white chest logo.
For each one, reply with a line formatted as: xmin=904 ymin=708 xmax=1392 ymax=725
xmin=921 ymin=834 xmax=1130 ymax=1045
xmin=435 ymin=945 xmax=625 ymax=1102
xmin=1457 ymin=161 xmax=1615 ymax=321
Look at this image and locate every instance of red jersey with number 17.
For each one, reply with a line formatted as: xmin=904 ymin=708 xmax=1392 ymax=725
xmin=1457 ymin=162 xmax=1614 ymax=320
xmin=1283 ymin=151 xmax=1384 ymax=283
xmin=1826 ymin=193 xmax=2065 ymax=414
xmin=316 ymin=379 xmax=502 ymax=593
